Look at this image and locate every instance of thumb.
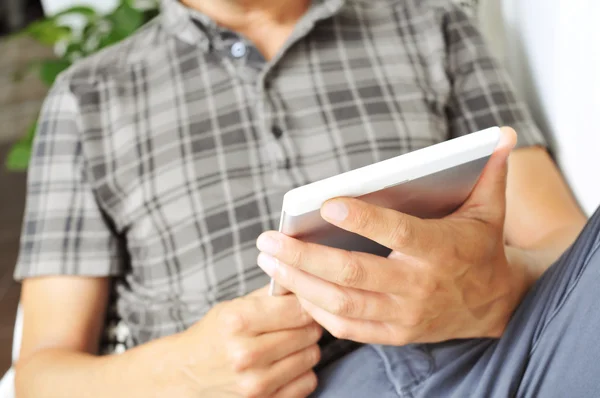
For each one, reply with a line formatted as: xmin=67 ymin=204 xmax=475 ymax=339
xmin=459 ymin=127 xmax=517 ymax=223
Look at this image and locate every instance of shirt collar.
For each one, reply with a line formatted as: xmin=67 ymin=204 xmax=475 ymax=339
xmin=160 ymin=0 xmax=211 ymax=50
xmin=160 ymin=0 xmax=346 ymax=50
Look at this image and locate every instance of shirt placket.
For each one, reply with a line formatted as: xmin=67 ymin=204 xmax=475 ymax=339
xmin=204 ymin=0 xmax=346 ymax=189
xmin=214 ymin=31 xmax=290 ymax=187
xmin=254 ymin=0 xmax=348 ymax=189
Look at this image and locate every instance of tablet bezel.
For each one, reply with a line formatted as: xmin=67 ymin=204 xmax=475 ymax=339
xmin=281 ymin=127 xmax=501 ymax=217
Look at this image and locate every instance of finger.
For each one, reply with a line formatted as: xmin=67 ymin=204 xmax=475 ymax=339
xmin=319 ymin=197 xmax=439 ymax=255
xmin=230 ymin=295 xmax=313 ymax=335
xmin=257 ymin=253 xmax=402 ymax=321
xmin=459 ymin=126 xmax=517 ymax=224
xmin=259 ymin=345 xmax=321 ymax=397
xmin=257 ymin=231 xmax=416 ymax=293
xmin=240 ymin=324 xmax=322 ymax=368
xmin=270 ymin=371 xmax=318 ymax=398
xmin=299 ymin=298 xmax=408 ymax=345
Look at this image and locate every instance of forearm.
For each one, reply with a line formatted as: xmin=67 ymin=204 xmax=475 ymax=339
xmin=481 ymin=223 xmax=586 ymax=338
xmin=506 ymin=222 xmax=586 ymax=290
xmin=15 ymin=333 xmax=189 ymax=398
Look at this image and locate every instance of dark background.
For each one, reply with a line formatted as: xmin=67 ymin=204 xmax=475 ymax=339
xmin=1 ymin=0 xmax=46 ymax=374
xmin=0 ymin=144 xmax=25 ymax=374
xmin=0 ymin=0 xmax=44 ymax=35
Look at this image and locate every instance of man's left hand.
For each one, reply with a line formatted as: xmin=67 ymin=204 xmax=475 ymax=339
xmin=256 ymin=127 xmax=530 ymax=345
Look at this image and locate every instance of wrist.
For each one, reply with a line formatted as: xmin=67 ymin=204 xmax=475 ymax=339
xmin=165 ymin=331 xmax=204 ymax=396
xmin=483 ymin=247 xmax=533 ymax=338
xmin=153 ymin=333 xmax=201 ymax=397
xmin=504 ymin=222 xmax=585 ymax=286
xmin=505 ymin=246 xmax=539 ymax=290
xmin=113 ymin=332 xmax=195 ymax=397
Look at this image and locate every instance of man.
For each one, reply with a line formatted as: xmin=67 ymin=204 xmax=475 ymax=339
xmin=13 ymin=0 xmax=598 ymax=397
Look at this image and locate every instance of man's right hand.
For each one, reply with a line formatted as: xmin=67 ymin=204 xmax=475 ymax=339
xmin=175 ymin=287 xmax=323 ymax=398
xmin=17 ymin=279 xmax=321 ymax=398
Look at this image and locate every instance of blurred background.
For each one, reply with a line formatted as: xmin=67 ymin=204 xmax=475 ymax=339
xmin=0 ymin=0 xmax=158 ymax=376
xmin=0 ymin=0 xmax=49 ymax=374
xmin=0 ymin=0 xmax=598 ymax=383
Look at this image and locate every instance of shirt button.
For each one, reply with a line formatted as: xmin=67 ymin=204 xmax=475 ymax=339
xmin=272 ymin=126 xmax=283 ymax=139
xmin=231 ymin=41 xmax=247 ymax=58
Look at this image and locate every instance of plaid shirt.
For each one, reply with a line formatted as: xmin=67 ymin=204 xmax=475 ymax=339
xmin=15 ymin=0 xmax=545 ymax=361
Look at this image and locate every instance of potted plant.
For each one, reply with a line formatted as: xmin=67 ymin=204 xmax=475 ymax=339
xmin=4 ymin=0 xmax=159 ymax=171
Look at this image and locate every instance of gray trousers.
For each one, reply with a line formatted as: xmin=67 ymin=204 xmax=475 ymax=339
xmin=314 ymin=207 xmax=600 ymax=397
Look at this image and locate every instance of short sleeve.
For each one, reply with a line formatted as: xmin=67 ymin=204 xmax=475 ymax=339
xmin=14 ymin=75 xmax=123 ymax=281
xmin=443 ymin=4 xmax=547 ymax=149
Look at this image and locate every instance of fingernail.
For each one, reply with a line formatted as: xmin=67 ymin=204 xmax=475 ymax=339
xmin=257 ymin=252 xmax=279 ymax=276
xmin=321 ymin=201 xmax=348 ymax=222
xmin=256 ymin=234 xmax=281 ymax=255
xmin=498 ymin=131 xmax=510 ymax=148
xmin=498 ymin=127 xmax=517 ymax=150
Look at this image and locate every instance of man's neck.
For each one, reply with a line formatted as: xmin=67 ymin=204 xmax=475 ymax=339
xmin=180 ymin=0 xmax=311 ymax=32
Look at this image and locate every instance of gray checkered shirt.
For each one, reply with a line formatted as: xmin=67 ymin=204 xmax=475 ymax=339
xmin=15 ymin=0 xmax=545 ymax=362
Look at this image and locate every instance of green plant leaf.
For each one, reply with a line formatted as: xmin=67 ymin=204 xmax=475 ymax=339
xmin=39 ymin=59 xmax=72 ymax=86
xmin=5 ymin=122 xmax=37 ymax=171
xmin=108 ymin=3 xmax=144 ymax=41
xmin=65 ymin=41 xmax=84 ymax=56
xmin=6 ymin=1 xmax=160 ymax=172
xmin=98 ymin=31 xmax=122 ymax=49
xmin=5 ymin=142 xmax=32 ymax=171
xmin=25 ymin=19 xmax=71 ymax=45
xmin=63 ymin=40 xmax=88 ymax=61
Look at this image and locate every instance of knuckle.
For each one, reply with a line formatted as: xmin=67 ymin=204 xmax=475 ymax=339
xmin=308 ymin=371 xmax=319 ymax=392
xmin=286 ymin=296 xmax=310 ymax=324
xmin=302 ymin=324 xmax=321 ymax=343
xmin=310 ymin=324 xmax=324 ymax=342
xmin=336 ymin=252 xmax=365 ymax=287
xmin=391 ymin=329 xmax=413 ymax=346
xmin=228 ymin=343 xmax=257 ymax=372
xmin=302 ymin=371 xmax=319 ymax=394
xmin=216 ymin=303 xmax=247 ymax=334
xmin=309 ymin=345 xmax=322 ymax=365
xmin=328 ymin=322 xmax=353 ymax=340
xmin=403 ymin=308 xmax=426 ymax=327
xmin=390 ymin=217 xmax=414 ymax=247
xmin=239 ymin=374 xmax=268 ymax=398
xmin=422 ymin=316 xmax=442 ymax=335
xmin=329 ymin=291 xmax=355 ymax=317
xmin=352 ymin=208 xmax=372 ymax=232
xmin=290 ymin=248 xmax=303 ymax=268
xmin=415 ymin=276 xmax=438 ymax=299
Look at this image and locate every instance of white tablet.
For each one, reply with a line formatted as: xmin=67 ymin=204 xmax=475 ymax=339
xmin=269 ymin=127 xmax=501 ymax=296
